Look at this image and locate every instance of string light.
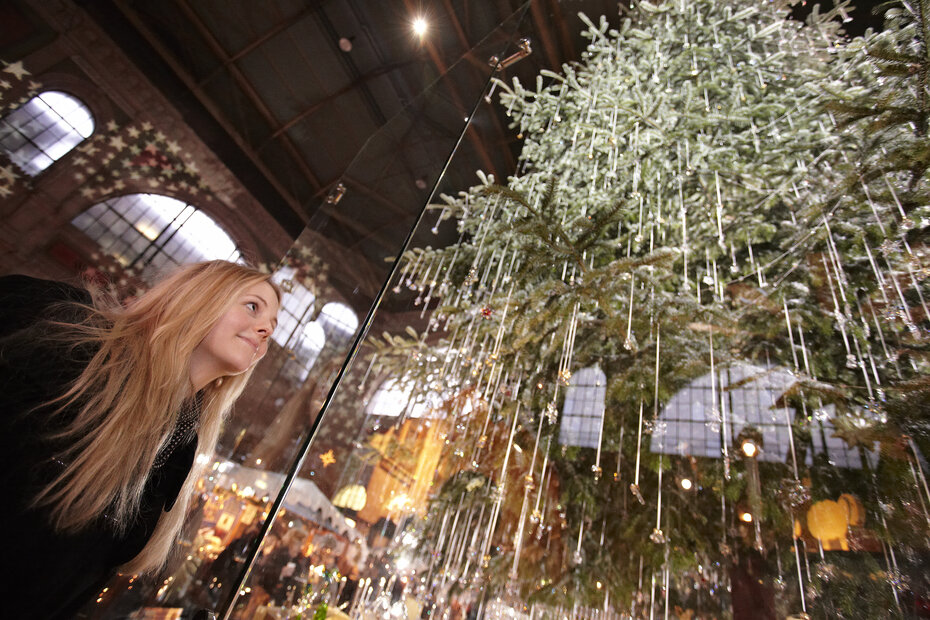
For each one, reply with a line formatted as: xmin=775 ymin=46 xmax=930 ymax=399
xmin=680 ymin=478 xmax=693 ymax=490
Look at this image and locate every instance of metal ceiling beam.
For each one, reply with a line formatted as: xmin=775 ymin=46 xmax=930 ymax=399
xmin=201 ymin=4 xmax=320 ymax=82
xmin=174 ymin=0 xmax=323 ymax=195
xmin=442 ymin=0 xmax=517 ymax=174
xmin=401 ymin=0 xmax=500 ymax=179
xmin=548 ymin=0 xmax=576 ymax=61
xmin=112 ymin=0 xmax=308 ymax=226
xmin=529 ymin=0 xmax=562 ymax=69
xmin=265 ymin=61 xmax=412 ymax=145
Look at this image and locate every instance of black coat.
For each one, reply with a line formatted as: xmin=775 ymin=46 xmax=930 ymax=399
xmin=0 ymin=275 xmax=199 ymax=619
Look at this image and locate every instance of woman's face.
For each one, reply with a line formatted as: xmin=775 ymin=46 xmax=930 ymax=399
xmin=189 ymin=280 xmax=280 ymax=389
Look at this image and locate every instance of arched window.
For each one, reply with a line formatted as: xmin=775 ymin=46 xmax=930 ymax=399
xmin=71 ymin=193 xmax=241 ymax=282
xmin=0 ymin=91 xmax=94 ymax=175
xmin=366 ymin=379 xmax=443 ymax=419
xmin=558 ymin=366 xmax=606 ymax=449
xmin=652 ymin=362 xmax=868 ymax=468
xmin=271 ymin=266 xmax=318 ymax=350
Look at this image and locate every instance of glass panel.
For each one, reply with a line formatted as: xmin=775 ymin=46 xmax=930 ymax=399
xmin=77 ymin=4 xmax=533 ymax=620
xmin=72 ymin=2 xmax=930 ymax=619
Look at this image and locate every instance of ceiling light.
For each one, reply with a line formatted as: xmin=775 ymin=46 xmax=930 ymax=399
xmin=680 ymin=478 xmax=693 ymax=490
xmin=412 ymin=17 xmax=428 ymax=37
xmin=338 ymin=37 xmax=353 ymax=52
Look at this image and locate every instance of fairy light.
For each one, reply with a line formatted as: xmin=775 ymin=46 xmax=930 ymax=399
xmin=412 ymin=17 xmax=428 ymax=38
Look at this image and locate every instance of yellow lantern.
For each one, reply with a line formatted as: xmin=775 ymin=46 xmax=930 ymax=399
xmin=838 ymin=493 xmax=865 ymax=526
xmin=807 ymin=499 xmax=849 ymax=550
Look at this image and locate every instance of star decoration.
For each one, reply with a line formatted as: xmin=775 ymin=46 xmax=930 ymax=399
xmin=0 ymin=165 xmax=16 ymax=184
xmin=319 ymin=450 xmax=336 ymax=467
xmin=3 ymin=61 xmax=29 ymax=81
xmin=106 ymin=120 xmax=119 ymax=132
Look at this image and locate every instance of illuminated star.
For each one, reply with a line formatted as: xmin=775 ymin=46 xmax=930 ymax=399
xmin=3 ymin=61 xmax=29 ymax=80
xmin=319 ymin=450 xmax=336 ymax=467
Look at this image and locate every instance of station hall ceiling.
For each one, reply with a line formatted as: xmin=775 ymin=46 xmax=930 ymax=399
xmin=77 ymin=0 xmax=879 ymax=304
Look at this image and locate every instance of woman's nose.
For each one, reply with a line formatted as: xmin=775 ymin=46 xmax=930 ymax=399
xmin=255 ymin=318 xmax=273 ymax=337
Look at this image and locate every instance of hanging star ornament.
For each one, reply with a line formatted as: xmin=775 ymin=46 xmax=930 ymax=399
xmin=319 ymin=450 xmax=336 ymax=467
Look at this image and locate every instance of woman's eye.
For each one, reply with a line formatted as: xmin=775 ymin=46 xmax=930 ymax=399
xmin=245 ymin=302 xmax=258 ymax=312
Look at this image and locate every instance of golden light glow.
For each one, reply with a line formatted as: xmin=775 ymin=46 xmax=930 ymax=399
xmin=680 ymin=478 xmax=693 ymax=490
xmin=319 ymin=450 xmax=336 ymax=467
xmin=412 ymin=17 xmax=428 ymax=37
xmin=740 ymin=511 xmax=753 ymax=523
xmin=741 ymin=440 xmax=757 ymax=458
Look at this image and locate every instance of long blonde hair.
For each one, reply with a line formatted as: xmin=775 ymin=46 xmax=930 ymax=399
xmin=35 ymin=260 xmax=279 ymax=573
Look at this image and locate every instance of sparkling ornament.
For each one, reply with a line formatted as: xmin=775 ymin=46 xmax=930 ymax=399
xmin=591 ymin=464 xmax=602 ymax=480
xmin=879 ymin=238 xmax=900 ymax=257
xmin=815 ymin=562 xmax=837 ymax=583
xmin=649 ymin=528 xmax=666 ymax=544
xmin=572 ymin=550 xmax=583 ymax=565
xmin=558 ymin=369 xmax=572 ymax=386
xmin=623 ymin=335 xmax=638 ymax=351
xmin=630 ymin=483 xmax=645 ymax=505
xmin=705 ymin=407 xmax=722 ymax=432
xmin=777 ymin=478 xmax=811 ymax=510
xmin=480 ymin=305 xmax=494 ymax=319
xmin=544 ymin=402 xmax=558 ymax=424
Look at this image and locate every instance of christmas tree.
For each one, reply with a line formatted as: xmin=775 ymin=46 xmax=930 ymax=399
xmin=365 ymin=0 xmax=930 ymax=616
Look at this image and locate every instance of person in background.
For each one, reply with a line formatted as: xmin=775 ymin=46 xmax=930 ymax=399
xmin=0 ymin=260 xmax=280 ymax=619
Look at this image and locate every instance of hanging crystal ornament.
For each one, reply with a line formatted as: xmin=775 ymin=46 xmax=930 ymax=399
xmin=356 ymin=353 xmax=378 ymax=393
xmin=708 ymin=332 xmax=729 ymax=479
xmin=650 ymin=454 xmax=666 ymax=545
xmin=631 ymin=399 xmax=646 ymax=505
xmin=624 ymin=274 xmax=638 ymax=351
xmin=615 ymin=423 xmax=625 ymax=482
xmin=909 ymin=437 xmax=930 ymax=527
xmin=572 ymin=500 xmax=586 ymax=566
xmin=593 ymin=376 xmax=606 ymax=480
xmin=714 ymin=171 xmax=725 ymax=248
xmin=530 ymin=437 xmax=551 ymax=524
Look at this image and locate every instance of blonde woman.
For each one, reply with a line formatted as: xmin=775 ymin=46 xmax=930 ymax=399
xmin=0 ymin=260 xmax=280 ymax=619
